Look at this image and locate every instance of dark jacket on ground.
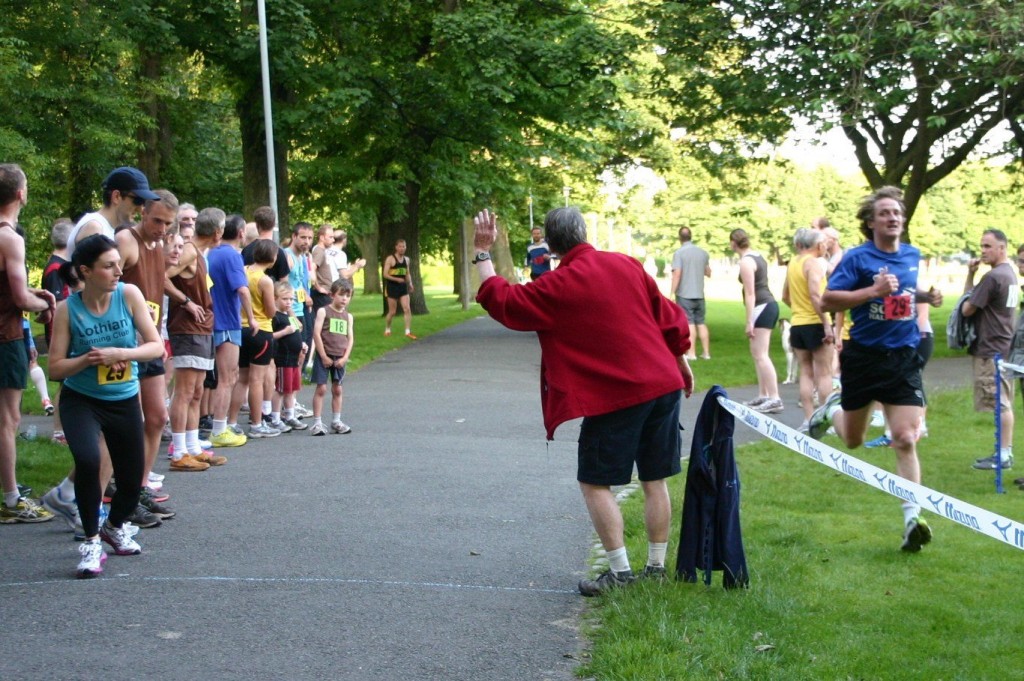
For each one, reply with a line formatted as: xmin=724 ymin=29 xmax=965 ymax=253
xmin=676 ymin=385 xmax=749 ymax=588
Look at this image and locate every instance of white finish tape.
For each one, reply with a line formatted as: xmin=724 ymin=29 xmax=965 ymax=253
xmin=718 ymin=396 xmax=1024 ymax=551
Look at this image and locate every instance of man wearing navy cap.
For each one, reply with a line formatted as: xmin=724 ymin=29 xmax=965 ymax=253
xmin=66 ymin=167 xmax=160 ymax=259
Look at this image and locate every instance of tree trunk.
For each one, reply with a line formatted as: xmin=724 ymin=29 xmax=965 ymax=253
xmin=457 ymin=218 xmax=472 ymax=309
xmin=354 ymin=230 xmax=380 ymax=296
xmin=378 ymin=180 xmax=429 ymax=315
xmin=136 ymin=48 xmax=168 ymax=187
xmin=237 ymin=81 xmax=291 ymax=235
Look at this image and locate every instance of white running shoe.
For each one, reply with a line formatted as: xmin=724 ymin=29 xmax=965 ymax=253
xmin=100 ymin=521 xmax=142 ymax=555
xmin=77 ymin=540 xmax=107 ymax=578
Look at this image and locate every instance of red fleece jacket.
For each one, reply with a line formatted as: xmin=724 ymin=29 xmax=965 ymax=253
xmin=477 ymin=243 xmax=691 ymax=439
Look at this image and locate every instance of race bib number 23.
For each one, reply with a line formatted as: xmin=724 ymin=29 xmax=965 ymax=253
xmin=98 ymin=364 xmax=132 ymax=385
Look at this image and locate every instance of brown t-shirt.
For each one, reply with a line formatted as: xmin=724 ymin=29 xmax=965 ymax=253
xmin=312 ymin=245 xmax=333 ymax=294
xmin=120 ymin=228 xmax=166 ymax=327
xmin=969 ymin=261 xmax=1019 ymax=358
xmin=168 ymin=243 xmax=214 ymax=336
xmin=319 ymin=305 xmax=351 ymax=358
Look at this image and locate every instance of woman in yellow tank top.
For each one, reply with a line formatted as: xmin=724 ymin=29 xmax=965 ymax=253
xmin=782 ymin=228 xmax=835 ymax=426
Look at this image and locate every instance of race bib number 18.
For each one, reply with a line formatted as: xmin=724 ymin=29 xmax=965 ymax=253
xmin=883 ymin=294 xmax=913 ymax=320
xmin=329 ymin=318 xmax=348 ymax=335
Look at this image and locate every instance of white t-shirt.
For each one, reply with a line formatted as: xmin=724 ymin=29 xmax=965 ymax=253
xmin=67 ymin=212 xmax=114 ymax=260
xmin=326 ymin=246 xmax=348 ymax=282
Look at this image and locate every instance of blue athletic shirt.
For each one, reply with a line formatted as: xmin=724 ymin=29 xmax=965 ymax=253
xmin=207 ymin=244 xmax=248 ymax=332
xmin=64 ymin=282 xmax=140 ymax=401
xmin=827 ymin=240 xmax=921 ymax=350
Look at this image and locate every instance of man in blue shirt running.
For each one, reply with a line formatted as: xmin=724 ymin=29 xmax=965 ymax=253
xmin=807 ymin=186 xmax=943 ymax=553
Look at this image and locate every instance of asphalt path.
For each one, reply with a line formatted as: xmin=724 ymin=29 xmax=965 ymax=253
xmin=0 ymin=317 xmax=971 ymax=680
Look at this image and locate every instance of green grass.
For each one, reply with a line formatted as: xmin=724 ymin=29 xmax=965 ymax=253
xmin=578 ymin=391 xmax=1023 ymax=680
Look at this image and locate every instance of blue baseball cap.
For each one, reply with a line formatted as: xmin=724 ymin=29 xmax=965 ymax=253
xmin=102 ymin=167 xmax=160 ymax=201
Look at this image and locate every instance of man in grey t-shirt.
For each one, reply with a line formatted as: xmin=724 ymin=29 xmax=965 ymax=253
xmin=962 ymin=228 xmax=1019 ymax=470
xmin=670 ymin=227 xmax=711 ymax=360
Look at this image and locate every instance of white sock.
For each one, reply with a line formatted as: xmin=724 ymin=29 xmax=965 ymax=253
xmin=647 ymin=542 xmax=668 ymax=567
xmin=827 ymin=403 xmax=842 ymax=420
xmin=186 ymin=430 xmax=201 ymax=455
xmin=262 ymin=400 xmax=272 ymax=416
xmin=332 ymin=412 xmax=342 ymax=424
xmin=283 ymin=408 xmax=293 ymax=420
xmin=30 ymin=366 xmax=49 ymax=400
xmin=58 ymin=477 xmax=76 ymax=498
xmin=212 ymin=419 xmax=227 ymax=436
xmin=4 ymin=490 xmax=21 ymax=507
xmin=901 ymin=502 xmax=920 ymax=526
xmin=313 ymin=416 xmax=322 ymax=427
xmin=172 ymin=433 xmax=187 ymax=460
xmin=271 ymin=411 xmax=280 ymax=422
xmin=606 ymin=547 xmax=630 ymax=574
xmin=1001 ymin=447 xmax=1013 ymax=460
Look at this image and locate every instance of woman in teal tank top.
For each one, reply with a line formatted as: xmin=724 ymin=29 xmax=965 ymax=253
xmin=47 ymin=235 xmax=163 ymax=578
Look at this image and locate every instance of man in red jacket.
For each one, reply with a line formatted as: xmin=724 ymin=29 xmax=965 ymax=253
xmin=473 ymin=207 xmax=694 ymax=596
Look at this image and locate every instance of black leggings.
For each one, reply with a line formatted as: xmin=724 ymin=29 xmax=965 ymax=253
xmin=59 ymin=387 xmax=145 ymax=537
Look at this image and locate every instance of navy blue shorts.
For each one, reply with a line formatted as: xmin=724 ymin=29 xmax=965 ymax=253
xmin=577 ymin=391 xmax=683 ymax=486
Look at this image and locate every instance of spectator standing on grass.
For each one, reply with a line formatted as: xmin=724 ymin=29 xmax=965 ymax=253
xmin=0 ymin=163 xmax=56 ymax=524
xmin=473 ymin=206 xmax=693 ymax=596
xmin=670 ymin=226 xmax=712 ymax=360
xmin=331 ymin=229 xmax=366 ymax=284
xmin=310 ymin=223 xmax=335 ymax=314
xmin=807 ymin=186 xmax=942 ymax=553
xmin=961 ymin=229 xmax=1018 ymax=471
xmin=47 ymin=234 xmax=163 ymax=577
xmin=728 ymin=228 xmax=783 ymax=415
xmin=782 ymin=228 xmax=834 ymax=427
xmin=383 ymin=238 xmax=416 ymax=339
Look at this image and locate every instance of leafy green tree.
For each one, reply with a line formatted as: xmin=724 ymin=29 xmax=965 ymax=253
xmin=658 ymin=0 xmax=1024 ymax=233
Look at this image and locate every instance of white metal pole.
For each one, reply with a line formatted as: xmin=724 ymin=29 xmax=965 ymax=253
xmin=257 ymin=0 xmax=279 ymax=241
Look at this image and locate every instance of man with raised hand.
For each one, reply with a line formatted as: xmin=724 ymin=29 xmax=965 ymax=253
xmin=473 ymin=206 xmax=693 ymax=596
xmin=0 ymin=163 xmax=56 ymax=523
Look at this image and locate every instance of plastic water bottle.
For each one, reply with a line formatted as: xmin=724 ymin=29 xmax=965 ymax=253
xmin=25 ymin=424 xmax=37 ymax=439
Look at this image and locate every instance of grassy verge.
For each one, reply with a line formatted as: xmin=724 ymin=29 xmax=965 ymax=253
xmin=577 ymin=387 xmax=1022 ymax=680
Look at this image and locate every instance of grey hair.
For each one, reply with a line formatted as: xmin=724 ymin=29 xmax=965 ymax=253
xmin=196 ymin=207 xmax=226 ymax=238
xmin=793 ymin=227 xmax=823 ymax=251
xmin=544 ymin=207 xmax=588 ymax=255
xmin=50 ymin=218 xmax=73 ymax=248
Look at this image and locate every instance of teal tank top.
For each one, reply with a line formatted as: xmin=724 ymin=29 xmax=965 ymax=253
xmin=64 ymin=282 xmax=140 ymax=401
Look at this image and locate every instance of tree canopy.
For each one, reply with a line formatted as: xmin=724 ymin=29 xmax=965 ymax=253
xmin=657 ymin=0 xmax=1024 ymax=230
